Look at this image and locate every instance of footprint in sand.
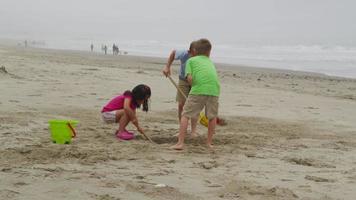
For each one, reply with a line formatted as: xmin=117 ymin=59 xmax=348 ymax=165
xmin=163 ymin=100 xmax=174 ymax=103
xmin=236 ymin=104 xmax=253 ymax=107
xmin=305 ymin=175 xmax=335 ymax=183
xmin=196 ymin=160 xmax=218 ymax=169
xmin=304 ymin=106 xmax=319 ymax=110
xmin=0 ymin=189 xmax=19 ymax=198
xmin=219 ymin=192 xmax=240 ymax=199
xmin=82 ymin=68 xmax=100 ymax=71
xmin=1 ymin=168 xmax=12 ymax=172
xmin=284 ymin=157 xmax=336 ymax=168
xmin=13 ymin=182 xmax=29 ymax=187
xmin=27 ymin=94 xmax=42 ymax=97
xmin=89 ymin=193 xmax=120 ymax=200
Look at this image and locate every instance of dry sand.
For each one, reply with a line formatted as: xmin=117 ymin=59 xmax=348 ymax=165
xmin=1 ymin=44 xmax=356 ymax=200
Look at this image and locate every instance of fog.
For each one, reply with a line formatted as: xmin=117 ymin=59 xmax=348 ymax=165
xmin=1 ymin=0 xmax=356 ymax=46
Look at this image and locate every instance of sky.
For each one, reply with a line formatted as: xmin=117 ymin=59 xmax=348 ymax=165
xmin=1 ymin=0 xmax=356 ymax=46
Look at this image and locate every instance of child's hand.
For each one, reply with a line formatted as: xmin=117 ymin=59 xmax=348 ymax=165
xmin=137 ymin=126 xmax=144 ymax=134
xmin=137 ymin=126 xmax=154 ymax=143
xmin=162 ymin=66 xmax=171 ymax=77
xmin=132 ymin=118 xmax=139 ymax=127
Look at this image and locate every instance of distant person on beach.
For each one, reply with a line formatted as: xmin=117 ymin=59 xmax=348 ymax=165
xmin=101 ymin=84 xmax=151 ymax=140
xmin=113 ymin=44 xmax=119 ymax=55
xmin=90 ymin=43 xmax=94 ymax=52
xmin=24 ymin=40 xmax=28 ymax=48
xmin=171 ymin=38 xmax=220 ymax=150
xmin=162 ymin=41 xmax=199 ymax=137
xmin=103 ymin=45 xmax=108 ymax=55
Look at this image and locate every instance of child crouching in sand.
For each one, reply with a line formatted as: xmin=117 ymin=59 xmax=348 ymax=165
xmin=101 ymin=84 xmax=151 ymax=140
xmin=171 ymin=38 xmax=220 ymax=150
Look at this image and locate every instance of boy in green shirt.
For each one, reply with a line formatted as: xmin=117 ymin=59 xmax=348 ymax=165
xmin=171 ymin=38 xmax=220 ymax=150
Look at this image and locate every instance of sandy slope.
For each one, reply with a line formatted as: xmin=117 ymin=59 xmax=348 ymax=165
xmin=1 ymin=45 xmax=356 ymax=200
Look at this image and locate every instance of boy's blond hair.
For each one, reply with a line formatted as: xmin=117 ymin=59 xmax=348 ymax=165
xmin=195 ymin=38 xmax=212 ymax=56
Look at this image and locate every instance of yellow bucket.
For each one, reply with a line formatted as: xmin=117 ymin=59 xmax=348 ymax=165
xmin=199 ymin=112 xmax=208 ymax=127
xmin=48 ymin=120 xmax=78 ymax=144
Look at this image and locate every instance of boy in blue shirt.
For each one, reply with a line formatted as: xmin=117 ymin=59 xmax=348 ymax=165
xmin=162 ymin=42 xmax=198 ymax=137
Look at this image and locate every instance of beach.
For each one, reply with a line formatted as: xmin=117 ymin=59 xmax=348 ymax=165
xmin=1 ymin=44 xmax=356 ymax=199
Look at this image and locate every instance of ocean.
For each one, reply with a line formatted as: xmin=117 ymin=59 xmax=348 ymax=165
xmin=26 ymin=38 xmax=356 ymax=79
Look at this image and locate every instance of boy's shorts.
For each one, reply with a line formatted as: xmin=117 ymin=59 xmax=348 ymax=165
xmin=182 ymin=95 xmax=219 ymax=120
xmin=102 ymin=111 xmax=117 ymax=123
xmin=176 ymin=79 xmax=191 ymax=103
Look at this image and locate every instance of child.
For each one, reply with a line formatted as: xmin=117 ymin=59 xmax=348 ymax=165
xmin=162 ymin=41 xmax=199 ymax=137
xmin=101 ymin=84 xmax=151 ymax=140
xmin=170 ymin=38 xmax=220 ymax=150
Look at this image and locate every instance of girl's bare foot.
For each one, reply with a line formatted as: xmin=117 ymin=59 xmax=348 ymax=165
xmin=115 ymin=130 xmax=123 ymax=136
xmin=170 ymin=143 xmax=184 ymax=150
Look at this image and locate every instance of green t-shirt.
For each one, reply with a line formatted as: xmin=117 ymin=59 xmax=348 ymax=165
xmin=185 ymin=55 xmax=220 ymax=96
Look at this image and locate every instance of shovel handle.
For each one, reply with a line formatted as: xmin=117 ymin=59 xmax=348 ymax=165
xmin=167 ymin=76 xmax=187 ymax=99
xmin=139 ymin=130 xmax=154 ymax=143
xmin=67 ymin=122 xmax=76 ymax=138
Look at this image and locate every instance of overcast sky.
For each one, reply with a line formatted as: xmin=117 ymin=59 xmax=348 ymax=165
xmin=1 ymin=0 xmax=355 ymax=46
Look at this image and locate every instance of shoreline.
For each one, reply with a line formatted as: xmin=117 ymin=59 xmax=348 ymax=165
xmin=1 ymin=38 xmax=356 ymax=80
xmin=1 ymin=42 xmax=355 ymax=81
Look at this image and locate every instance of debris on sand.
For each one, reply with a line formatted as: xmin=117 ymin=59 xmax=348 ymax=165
xmin=136 ymin=68 xmax=147 ymax=74
xmin=0 ymin=65 xmax=8 ymax=74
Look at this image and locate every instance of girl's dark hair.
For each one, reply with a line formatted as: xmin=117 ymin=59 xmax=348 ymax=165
xmin=124 ymin=84 xmax=151 ymax=112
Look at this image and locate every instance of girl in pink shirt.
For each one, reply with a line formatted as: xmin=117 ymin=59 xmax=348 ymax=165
xmin=101 ymin=84 xmax=151 ymax=140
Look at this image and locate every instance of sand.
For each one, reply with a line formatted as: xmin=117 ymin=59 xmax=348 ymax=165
xmin=1 ymin=44 xmax=356 ymax=200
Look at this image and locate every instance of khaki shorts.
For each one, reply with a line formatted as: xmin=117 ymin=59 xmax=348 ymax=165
xmin=176 ymin=79 xmax=191 ymax=103
xmin=182 ymin=95 xmax=219 ymax=120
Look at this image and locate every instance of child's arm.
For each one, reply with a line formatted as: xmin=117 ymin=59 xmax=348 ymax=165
xmin=123 ymin=97 xmax=142 ymax=130
xmin=162 ymin=50 xmax=176 ymax=77
xmin=185 ymin=58 xmax=193 ymax=85
xmin=187 ymin=74 xmax=193 ymax=85
xmin=123 ymin=98 xmax=137 ymax=122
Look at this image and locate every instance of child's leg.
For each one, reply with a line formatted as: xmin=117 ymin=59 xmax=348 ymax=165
xmin=206 ymin=96 xmax=219 ymax=148
xmin=170 ymin=116 xmax=189 ymax=150
xmin=171 ymin=102 xmax=185 ymax=137
xmin=178 ymin=101 xmax=184 ymax=122
xmin=207 ymin=117 xmax=217 ymax=148
xmin=115 ymin=110 xmax=130 ymax=133
xmin=174 ymin=107 xmax=197 ymax=137
xmin=190 ymin=117 xmax=198 ymax=137
xmin=176 ymin=79 xmax=190 ymax=122
xmin=171 ymin=95 xmax=205 ymax=150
